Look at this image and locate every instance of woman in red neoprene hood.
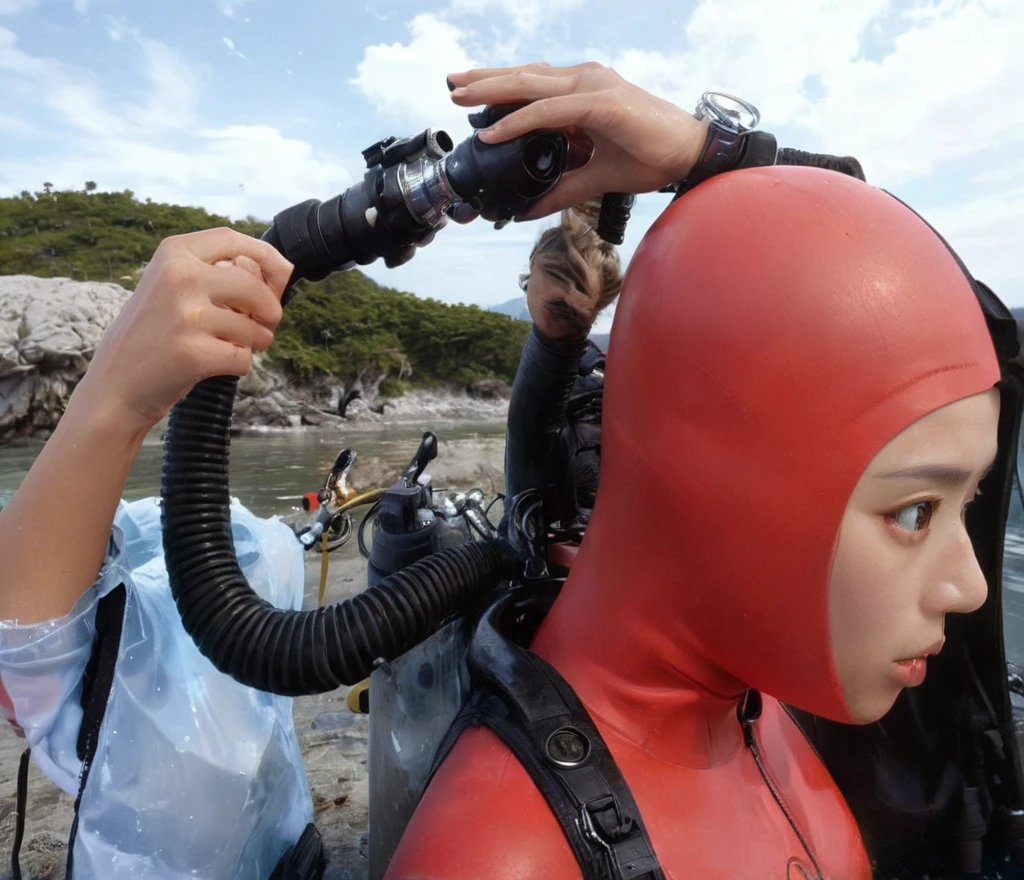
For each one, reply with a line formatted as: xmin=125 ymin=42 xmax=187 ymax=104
xmin=386 ymin=63 xmax=1016 ymax=879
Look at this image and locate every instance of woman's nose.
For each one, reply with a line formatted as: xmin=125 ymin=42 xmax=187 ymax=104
xmin=926 ymin=526 xmax=989 ymax=616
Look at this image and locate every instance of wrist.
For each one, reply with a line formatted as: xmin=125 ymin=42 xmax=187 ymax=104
xmin=666 ymin=117 xmax=712 ymax=184
xmin=69 ymin=375 xmax=154 ymax=448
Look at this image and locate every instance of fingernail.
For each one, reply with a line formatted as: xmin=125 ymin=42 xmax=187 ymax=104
xmin=450 ymin=87 xmax=467 ymax=98
xmin=477 ymin=127 xmax=495 ymax=140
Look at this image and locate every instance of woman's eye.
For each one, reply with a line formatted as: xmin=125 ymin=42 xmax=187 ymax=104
xmin=890 ymin=501 xmax=935 ymax=532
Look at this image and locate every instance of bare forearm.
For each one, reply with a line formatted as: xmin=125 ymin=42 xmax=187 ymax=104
xmin=0 ymin=377 xmax=147 ymax=623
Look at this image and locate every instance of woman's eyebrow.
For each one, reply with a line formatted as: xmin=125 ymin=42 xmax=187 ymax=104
xmin=876 ymin=459 xmax=998 ymax=488
xmin=876 ymin=465 xmax=975 ymax=488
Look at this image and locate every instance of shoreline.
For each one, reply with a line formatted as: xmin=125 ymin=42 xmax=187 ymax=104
xmin=0 ymin=392 xmax=510 ymax=450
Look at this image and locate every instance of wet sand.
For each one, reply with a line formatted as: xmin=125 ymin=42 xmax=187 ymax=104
xmin=0 ymin=435 xmax=506 ymax=880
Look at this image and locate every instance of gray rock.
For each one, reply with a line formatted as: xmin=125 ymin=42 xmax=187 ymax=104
xmin=0 ymin=276 xmax=511 ymax=444
xmin=237 ymin=352 xmax=282 ymax=397
xmin=0 ymin=276 xmax=130 ymax=443
xmin=0 ymin=276 xmax=321 ymax=443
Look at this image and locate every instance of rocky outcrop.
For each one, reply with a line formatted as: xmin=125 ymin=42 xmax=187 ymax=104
xmin=0 ymin=276 xmax=131 ymax=443
xmin=0 ymin=276 xmax=511 ymax=444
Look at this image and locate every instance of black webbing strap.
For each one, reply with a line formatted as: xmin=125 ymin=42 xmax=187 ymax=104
xmin=428 ymin=593 xmax=665 ymax=880
xmin=11 ymin=746 xmax=31 ymax=880
xmin=10 ymin=585 xmax=127 ymax=880
xmin=66 ymin=583 xmax=127 ymax=878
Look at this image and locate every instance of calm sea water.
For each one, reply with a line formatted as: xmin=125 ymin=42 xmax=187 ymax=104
xmin=0 ymin=422 xmax=507 ymax=518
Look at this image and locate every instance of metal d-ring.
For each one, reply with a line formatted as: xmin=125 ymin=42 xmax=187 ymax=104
xmin=545 ymin=726 xmax=592 ymax=768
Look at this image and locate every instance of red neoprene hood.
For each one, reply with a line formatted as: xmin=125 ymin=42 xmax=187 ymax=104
xmin=587 ymin=166 xmax=1001 ymax=722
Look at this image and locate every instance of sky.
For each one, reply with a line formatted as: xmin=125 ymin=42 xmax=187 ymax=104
xmin=1 ymin=0 xmax=1022 ymax=332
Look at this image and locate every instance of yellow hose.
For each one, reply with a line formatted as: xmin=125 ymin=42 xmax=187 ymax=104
xmin=315 ymin=489 xmax=385 ymax=608
xmin=335 ymin=488 xmax=386 ymax=513
xmin=347 ymin=679 xmax=370 ymax=714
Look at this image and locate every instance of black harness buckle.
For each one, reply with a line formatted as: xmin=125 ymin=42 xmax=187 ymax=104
xmin=579 ymin=795 xmax=637 ymax=848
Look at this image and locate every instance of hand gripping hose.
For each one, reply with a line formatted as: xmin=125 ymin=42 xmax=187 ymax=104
xmin=161 ymin=375 xmax=517 ymax=696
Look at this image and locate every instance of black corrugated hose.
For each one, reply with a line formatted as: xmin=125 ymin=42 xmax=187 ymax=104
xmin=160 ymin=374 xmax=517 ymax=696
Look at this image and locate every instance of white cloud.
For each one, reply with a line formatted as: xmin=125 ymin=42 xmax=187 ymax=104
xmin=72 ymin=0 xmax=91 ymax=13
xmin=0 ymin=26 xmax=128 ymax=137
xmin=801 ymin=1 xmax=1024 ymax=185
xmin=222 ymin=36 xmax=245 ymax=59
xmin=351 ymin=13 xmax=481 ymax=137
xmin=218 ymin=0 xmax=246 ymax=16
xmin=365 ymin=2 xmax=389 ymax=23
xmin=0 ymin=125 xmax=351 ymax=221
xmin=591 ymin=0 xmax=1024 ymax=191
xmin=450 ymin=0 xmax=585 ymax=34
xmin=0 ymin=0 xmax=38 ymax=15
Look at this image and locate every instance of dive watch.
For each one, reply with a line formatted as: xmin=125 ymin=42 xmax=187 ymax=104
xmin=669 ymin=91 xmax=778 ymax=198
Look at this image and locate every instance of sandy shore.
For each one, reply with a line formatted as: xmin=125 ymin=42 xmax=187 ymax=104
xmin=0 ymin=436 xmax=507 ymax=880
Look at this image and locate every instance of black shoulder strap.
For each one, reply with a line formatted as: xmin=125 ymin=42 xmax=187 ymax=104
xmin=10 ymin=747 xmax=31 ymax=880
xmin=9 ymin=584 xmax=127 ymax=880
xmin=428 ymin=592 xmax=665 ymax=880
xmin=66 ymin=583 xmax=127 ymax=879
xmin=430 ymin=689 xmax=614 ymax=879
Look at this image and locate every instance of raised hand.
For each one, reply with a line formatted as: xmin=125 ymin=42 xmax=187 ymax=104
xmin=448 ymin=62 xmax=709 ymax=218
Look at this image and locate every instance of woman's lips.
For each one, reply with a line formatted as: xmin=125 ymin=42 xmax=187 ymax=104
xmin=892 ymin=638 xmax=945 ymax=688
xmin=892 ymin=657 xmax=928 ymax=688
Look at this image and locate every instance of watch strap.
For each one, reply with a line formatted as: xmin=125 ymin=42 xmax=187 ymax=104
xmin=671 ymin=129 xmax=779 ymax=200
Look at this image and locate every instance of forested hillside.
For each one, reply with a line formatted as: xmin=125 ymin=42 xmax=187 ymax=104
xmin=0 ymin=185 xmax=530 ymax=389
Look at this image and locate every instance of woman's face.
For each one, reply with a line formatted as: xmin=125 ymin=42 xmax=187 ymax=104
xmin=829 ymin=387 xmax=1000 ymax=723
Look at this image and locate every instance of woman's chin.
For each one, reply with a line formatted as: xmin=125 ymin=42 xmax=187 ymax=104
xmin=844 ymin=683 xmax=902 ymax=725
